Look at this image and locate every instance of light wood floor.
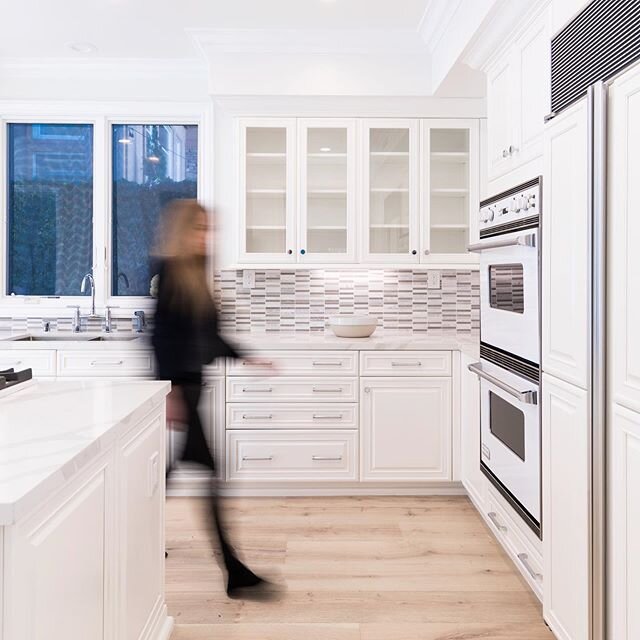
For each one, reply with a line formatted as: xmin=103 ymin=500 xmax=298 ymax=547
xmin=166 ymin=496 xmax=554 ymax=639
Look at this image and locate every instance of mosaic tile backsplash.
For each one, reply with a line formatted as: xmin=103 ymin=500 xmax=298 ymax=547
xmin=1 ymin=269 xmax=480 ymax=335
xmin=217 ymin=269 xmax=479 ymax=334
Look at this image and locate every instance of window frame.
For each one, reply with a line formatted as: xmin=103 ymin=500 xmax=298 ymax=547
xmin=0 ymin=101 xmax=213 ymax=317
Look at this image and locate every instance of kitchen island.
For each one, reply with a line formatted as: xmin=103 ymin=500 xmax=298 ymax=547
xmin=0 ymin=378 xmax=172 ymax=640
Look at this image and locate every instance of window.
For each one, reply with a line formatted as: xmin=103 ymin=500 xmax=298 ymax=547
xmin=111 ymin=124 xmax=198 ymax=296
xmin=7 ymin=123 xmax=93 ymax=296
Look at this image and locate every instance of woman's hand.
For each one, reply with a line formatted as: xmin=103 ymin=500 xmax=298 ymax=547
xmin=166 ymin=385 xmax=187 ymax=430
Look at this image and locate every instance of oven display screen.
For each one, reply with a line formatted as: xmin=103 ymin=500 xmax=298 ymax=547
xmin=489 ymin=391 xmax=525 ymax=461
xmin=489 ymin=263 xmax=524 ymax=314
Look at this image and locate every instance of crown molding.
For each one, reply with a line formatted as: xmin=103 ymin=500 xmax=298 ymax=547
xmin=418 ymin=0 xmax=464 ymax=52
xmin=0 ymin=57 xmax=206 ymax=73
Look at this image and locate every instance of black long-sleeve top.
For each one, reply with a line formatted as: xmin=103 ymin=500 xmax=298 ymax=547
xmin=151 ymin=260 xmax=240 ymax=383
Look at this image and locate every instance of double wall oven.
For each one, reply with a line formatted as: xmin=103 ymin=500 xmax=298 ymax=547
xmin=469 ymin=177 xmax=542 ymax=537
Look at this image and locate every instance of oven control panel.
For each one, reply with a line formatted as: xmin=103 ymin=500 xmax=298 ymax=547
xmin=479 ymin=178 xmax=540 ymax=233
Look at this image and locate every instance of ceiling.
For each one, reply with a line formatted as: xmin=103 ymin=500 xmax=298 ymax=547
xmin=0 ymin=0 xmax=430 ymax=60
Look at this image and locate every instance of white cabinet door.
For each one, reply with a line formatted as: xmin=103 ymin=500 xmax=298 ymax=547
xmin=421 ymin=119 xmax=479 ymax=264
xmin=239 ymin=118 xmax=296 ymax=263
xmin=361 ymin=119 xmax=420 ymax=263
xmin=298 ymin=118 xmax=357 ymax=263
xmin=609 ymin=403 xmax=640 ymax=640
xmin=118 ymin=410 xmax=165 ymax=640
xmin=486 ymin=54 xmax=515 ymax=181
xmin=460 ymin=353 xmax=484 ymax=508
xmin=542 ymin=373 xmax=589 ymax=640
xmin=360 ymin=377 xmax=451 ymax=481
xmin=609 ymin=63 xmax=640 ymax=413
xmin=513 ymin=5 xmax=551 ymax=168
xmin=542 ymin=98 xmax=589 ymax=389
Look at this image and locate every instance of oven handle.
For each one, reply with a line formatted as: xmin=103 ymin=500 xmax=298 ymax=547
xmin=468 ymin=362 xmax=538 ymax=405
xmin=467 ymin=232 xmax=536 ymax=252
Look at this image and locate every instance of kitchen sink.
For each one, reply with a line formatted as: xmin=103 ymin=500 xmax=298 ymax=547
xmin=89 ymin=336 xmax=139 ymax=341
xmin=13 ymin=334 xmax=139 ymax=342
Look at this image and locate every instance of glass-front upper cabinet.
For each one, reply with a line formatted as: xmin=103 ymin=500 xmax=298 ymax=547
xmin=239 ymin=118 xmax=296 ymax=263
xmin=362 ymin=119 xmax=420 ymax=263
xmin=421 ymin=119 xmax=479 ymax=263
xmin=298 ymin=119 xmax=356 ymax=263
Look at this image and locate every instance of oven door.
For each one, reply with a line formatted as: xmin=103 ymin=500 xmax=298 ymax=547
xmin=476 ymin=229 xmax=539 ymax=365
xmin=471 ymin=360 xmax=540 ymax=531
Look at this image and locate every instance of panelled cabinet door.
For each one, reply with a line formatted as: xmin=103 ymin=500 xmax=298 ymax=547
xmin=298 ymin=118 xmax=357 ymax=263
xmin=421 ymin=119 xmax=479 ymax=263
xmin=542 ymin=99 xmax=589 ymax=389
xmin=360 ymin=377 xmax=451 ymax=481
xmin=513 ymin=4 xmax=551 ymax=168
xmin=542 ymin=373 xmax=589 ymax=640
xmin=361 ymin=119 xmax=420 ymax=263
xmin=609 ymin=403 xmax=640 ymax=640
xmin=239 ymin=118 xmax=297 ymax=263
xmin=609 ymin=63 xmax=640 ymax=413
xmin=460 ymin=353 xmax=484 ymax=507
xmin=486 ymin=55 xmax=515 ymax=181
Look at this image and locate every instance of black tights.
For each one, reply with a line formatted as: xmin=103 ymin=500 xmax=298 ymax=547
xmin=167 ymin=381 xmax=240 ymax=575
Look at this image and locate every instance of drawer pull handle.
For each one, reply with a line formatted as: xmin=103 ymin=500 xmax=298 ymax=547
xmin=242 ymin=456 xmax=273 ymax=461
xmin=242 ymin=360 xmax=273 ymax=366
xmin=312 ymin=387 xmax=343 ymax=393
xmin=312 ymin=361 xmax=343 ymax=367
xmin=0 ymin=360 xmax=22 ymax=367
xmin=517 ymin=553 xmax=543 ymax=582
xmin=242 ymin=414 xmax=273 ymax=420
xmin=90 ymin=360 xmax=124 ymax=366
xmin=312 ymin=414 xmax=343 ymax=420
xmin=242 ymin=387 xmax=273 ymax=393
xmin=488 ymin=511 xmax=508 ymax=533
xmin=391 ymin=361 xmax=422 ymax=367
xmin=312 ymin=455 xmax=343 ymax=461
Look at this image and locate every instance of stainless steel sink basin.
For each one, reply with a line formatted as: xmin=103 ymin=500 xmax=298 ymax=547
xmin=89 ymin=336 xmax=139 ymax=341
xmin=14 ymin=335 xmax=94 ymax=341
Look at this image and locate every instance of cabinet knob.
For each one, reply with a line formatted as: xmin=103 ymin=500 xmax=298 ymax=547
xmin=411 ymin=249 xmax=417 ymax=255
xmin=364 ymin=387 xmax=371 ymax=393
xmin=300 ymin=249 xmax=306 ymax=255
xmin=287 ymin=249 xmax=293 ymax=255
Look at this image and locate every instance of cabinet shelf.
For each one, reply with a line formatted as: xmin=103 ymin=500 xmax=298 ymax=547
xmin=246 ymin=153 xmax=286 ymax=164
xmin=246 ymin=225 xmax=286 ymax=231
xmin=247 ymin=189 xmax=286 ymax=197
xmin=370 ymin=152 xmax=410 ymax=158
xmin=431 ymin=188 xmax=469 ymax=197
xmin=307 ymin=189 xmax=347 ymax=197
xmin=370 ymin=188 xmax=409 ymax=194
xmin=431 ymin=224 xmax=468 ymax=230
xmin=308 ymin=226 xmax=347 ymax=231
xmin=370 ymin=224 xmax=409 ymax=229
xmin=430 ymin=152 xmax=469 ymax=164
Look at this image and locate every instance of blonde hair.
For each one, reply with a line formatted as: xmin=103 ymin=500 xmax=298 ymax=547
xmin=153 ymin=199 xmax=214 ymax=316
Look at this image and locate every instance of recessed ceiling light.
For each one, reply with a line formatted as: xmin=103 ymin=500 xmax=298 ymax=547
xmin=118 ymin=138 xmax=132 ymax=144
xmin=68 ymin=41 xmax=98 ymax=54
xmin=320 ymin=146 xmax=332 ymax=152
xmin=147 ymin=155 xmax=161 ymax=164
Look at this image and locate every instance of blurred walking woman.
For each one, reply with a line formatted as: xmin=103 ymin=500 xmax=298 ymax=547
xmin=152 ymin=200 xmax=266 ymax=598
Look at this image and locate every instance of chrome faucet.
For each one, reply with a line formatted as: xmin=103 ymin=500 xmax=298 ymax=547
xmin=68 ymin=305 xmax=82 ymax=332
xmin=80 ymin=273 xmax=97 ymax=317
xmin=133 ymin=310 xmax=146 ymax=333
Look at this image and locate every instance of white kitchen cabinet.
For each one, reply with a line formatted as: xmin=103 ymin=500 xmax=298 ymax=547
xmin=542 ymin=98 xmax=589 ymax=389
xmin=609 ymin=63 xmax=640 ymax=413
xmin=57 ymin=349 xmax=155 ymax=378
xmin=360 ymin=350 xmax=451 ymax=376
xmin=542 ymin=373 xmax=589 ymax=640
xmin=227 ymin=376 xmax=358 ymax=403
xmin=298 ymin=118 xmax=357 ymax=263
xmin=460 ymin=352 xmax=484 ymax=508
xmin=226 ymin=403 xmax=358 ymax=430
xmin=360 ymin=377 xmax=451 ymax=481
xmin=0 ymin=349 xmax=56 ymax=377
xmin=361 ymin=119 xmax=421 ymax=263
xmin=609 ymin=403 xmax=640 ymax=640
xmin=227 ymin=350 xmax=358 ymax=376
xmin=485 ymin=4 xmax=551 ymax=182
xmin=238 ymin=118 xmax=297 ymax=263
xmin=421 ymin=119 xmax=479 ymax=263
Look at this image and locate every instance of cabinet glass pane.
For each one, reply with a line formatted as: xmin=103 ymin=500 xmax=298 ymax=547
xmin=369 ymin=128 xmax=410 ymax=254
xmin=306 ymin=128 xmax=347 ymax=255
xmin=429 ymin=128 xmax=470 ymax=254
xmin=245 ymin=127 xmax=287 ymax=254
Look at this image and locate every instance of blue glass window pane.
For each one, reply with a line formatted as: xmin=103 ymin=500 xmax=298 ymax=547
xmin=112 ymin=124 xmax=198 ymax=296
xmin=7 ymin=123 xmax=93 ymax=296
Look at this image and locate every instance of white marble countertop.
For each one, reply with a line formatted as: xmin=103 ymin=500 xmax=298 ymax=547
xmin=0 ymin=379 xmax=170 ymax=526
xmin=0 ymin=329 xmax=479 ymax=357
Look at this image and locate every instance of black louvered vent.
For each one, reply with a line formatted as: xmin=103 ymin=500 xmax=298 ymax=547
xmin=551 ymin=0 xmax=640 ymax=115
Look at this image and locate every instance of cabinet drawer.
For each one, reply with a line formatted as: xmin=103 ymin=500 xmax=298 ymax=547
xmin=485 ymin=488 xmax=543 ymax=599
xmin=227 ymin=351 xmax=358 ymax=376
xmin=226 ymin=430 xmax=357 ymax=481
xmin=57 ymin=350 xmax=155 ymax=377
xmin=0 ymin=349 xmax=56 ymax=377
xmin=226 ymin=377 xmax=358 ymax=402
xmin=360 ymin=351 xmax=451 ymax=376
xmin=227 ymin=403 xmax=358 ymax=430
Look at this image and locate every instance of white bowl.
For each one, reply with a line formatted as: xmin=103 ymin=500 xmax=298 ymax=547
xmin=328 ymin=315 xmax=378 ymax=338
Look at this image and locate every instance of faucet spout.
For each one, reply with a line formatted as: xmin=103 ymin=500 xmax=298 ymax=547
xmin=80 ymin=273 xmax=96 ymax=316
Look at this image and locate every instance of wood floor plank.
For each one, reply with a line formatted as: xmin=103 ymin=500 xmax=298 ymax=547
xmin=166 ymin=496 xmax=552 ymax=638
